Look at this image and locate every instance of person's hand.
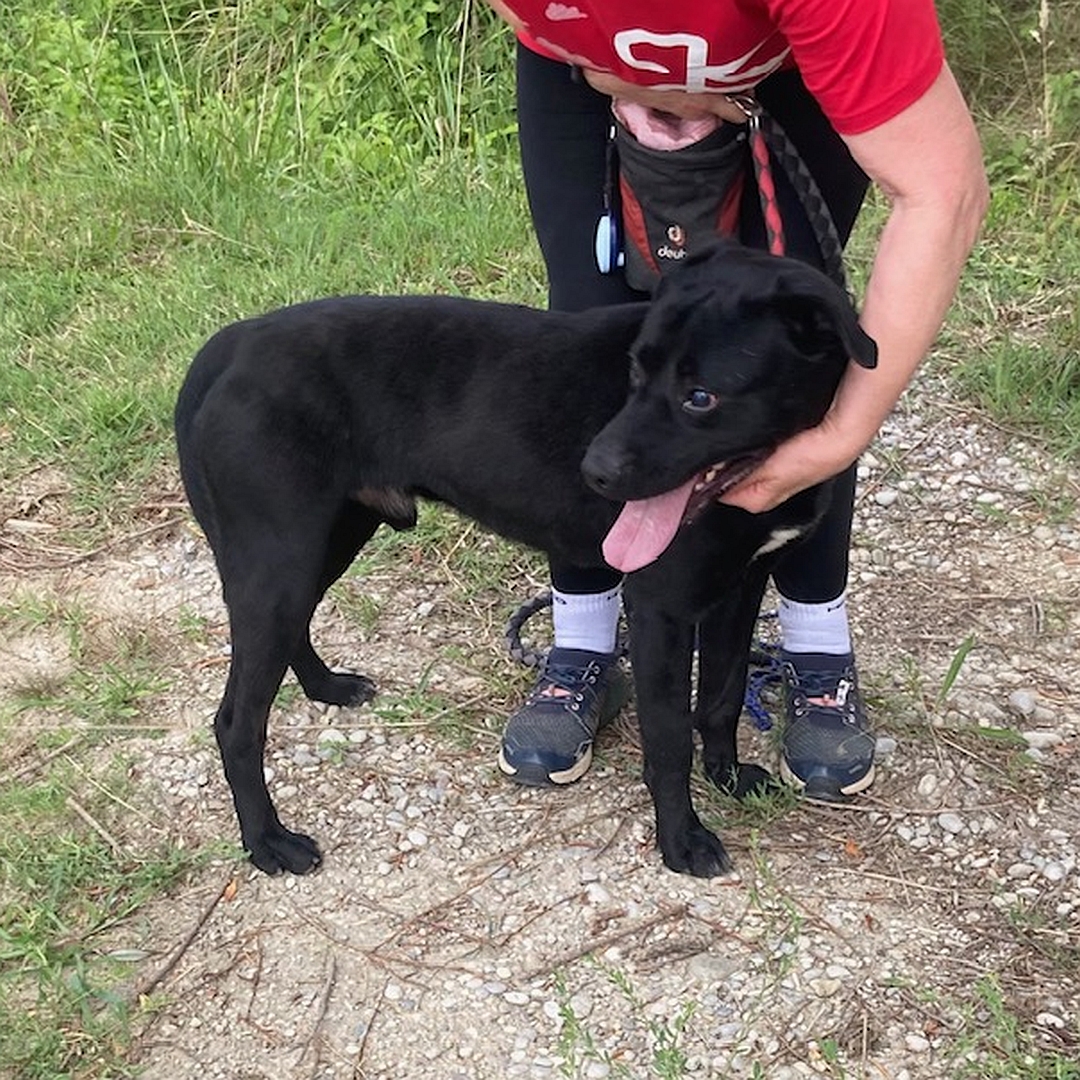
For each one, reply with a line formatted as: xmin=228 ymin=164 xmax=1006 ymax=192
xmin=718 ymin=414 xmax=865 ymax=514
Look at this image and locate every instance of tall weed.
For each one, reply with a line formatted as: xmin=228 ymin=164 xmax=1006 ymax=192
xmin=0 ymin=0 xmax=517 ymax=189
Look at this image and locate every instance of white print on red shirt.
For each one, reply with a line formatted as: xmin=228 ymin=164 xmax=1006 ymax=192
xmin=544 ymin=3 xmax=587 ymax=20
xmin=613 ymin=30 xmax=790 ymax=94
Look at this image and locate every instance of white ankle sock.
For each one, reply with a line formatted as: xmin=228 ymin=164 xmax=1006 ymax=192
xmin=778 ymin=593 xmax=852 ymax=656
xmin=552 ymin=586 xmax=622 ymax=654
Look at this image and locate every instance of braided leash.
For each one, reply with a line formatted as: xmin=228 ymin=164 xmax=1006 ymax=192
xmin=760 ymin=113 xmax=849 ymax=292
xmin=744 ymin=612 xmax=782 ymax=731
xmin=734 ymin=95 xmax=849 ymax=292
xmin=504 ymin=591 xmax=554 ymax=670
xmin=505 ymin=592 xmax=630 ymax=670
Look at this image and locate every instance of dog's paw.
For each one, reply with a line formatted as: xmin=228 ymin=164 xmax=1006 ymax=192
xmin=306 ymin=671 xmax=376 ymax=707
xmin=248 ymin=826 xmax=323 ymax=876
xmin=660 ymin=821 xmax=734 ymax=878
xmin=705 ymin=759 xmax=778 ymax=800
xmin=733 ymin=762 xmax=780 ymax=799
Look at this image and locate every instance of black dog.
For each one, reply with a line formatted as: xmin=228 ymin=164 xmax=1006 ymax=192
xmin=174 ymin=242 xmax=875 ymax=878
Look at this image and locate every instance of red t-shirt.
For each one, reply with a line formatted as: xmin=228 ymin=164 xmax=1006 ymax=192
xmin=507 ymin=0 xmax=944 ymax=135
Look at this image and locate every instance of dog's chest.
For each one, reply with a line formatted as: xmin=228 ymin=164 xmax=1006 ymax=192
xmin=751 ymin=526 xmax=805 ymax=560
xmin=628 ymin=495 xmax=820 ymax=619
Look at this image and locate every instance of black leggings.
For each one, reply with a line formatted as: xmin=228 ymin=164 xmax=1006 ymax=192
xmin=516 ymin=43 xmax=869 ymax=602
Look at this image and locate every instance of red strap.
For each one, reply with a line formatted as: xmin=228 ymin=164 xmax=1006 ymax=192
xmin=748 ymin=114 xmax=785 ymax=257
xmin=618 ymin=174 xmax=662 ymax=277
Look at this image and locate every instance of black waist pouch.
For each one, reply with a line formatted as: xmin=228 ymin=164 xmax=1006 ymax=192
xmin=615 ymin=119 xmax=749 ymax=293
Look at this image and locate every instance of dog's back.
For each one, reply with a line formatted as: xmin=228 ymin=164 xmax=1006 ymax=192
xmin=177 ymin=295 xmax=647 ymax=566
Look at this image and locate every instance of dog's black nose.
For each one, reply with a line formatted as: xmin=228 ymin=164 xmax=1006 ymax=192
xmin=581 ymin=442 xmax=622 ymax=495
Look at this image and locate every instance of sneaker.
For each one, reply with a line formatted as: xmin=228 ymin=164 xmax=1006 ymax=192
xmin=498 ymin=647 xmax=629 ymax=786
xmin=779 ymin=651 xmax=876 ymax=800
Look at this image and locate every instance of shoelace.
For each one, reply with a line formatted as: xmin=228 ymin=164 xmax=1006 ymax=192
xmin=528 ymin=660 xmax=603 ymax=720
xmin=787 ymin=665 xmax=858 ymax=720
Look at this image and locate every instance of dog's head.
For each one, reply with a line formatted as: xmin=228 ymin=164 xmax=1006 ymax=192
xmin=581 ymin=241 xmax=877 ymax=571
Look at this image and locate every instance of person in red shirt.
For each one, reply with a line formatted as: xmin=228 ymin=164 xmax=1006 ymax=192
xmin=491 ymin=1 xmax=988 ymax=799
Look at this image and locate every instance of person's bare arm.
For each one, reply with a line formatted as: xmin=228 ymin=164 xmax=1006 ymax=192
xmin=721 ymin=63 xmax=990 ymax=512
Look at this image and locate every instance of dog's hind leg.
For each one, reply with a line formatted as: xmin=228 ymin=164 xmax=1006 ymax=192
xmin=215 ymin=546 xmax=337 ymax=875
xmin=290 ymin=502 xmax=382 ymax=707
xmin=696 ymin=567 xmax=778 ymax=800
xmin=626 ymin=603 xmax=733 ymax=877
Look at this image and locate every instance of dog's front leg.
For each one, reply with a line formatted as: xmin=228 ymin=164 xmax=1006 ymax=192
xmin=627 ymin=604 xmax=733 ymax=877
xmin=696 ymin=569 xmax=777 ymax=800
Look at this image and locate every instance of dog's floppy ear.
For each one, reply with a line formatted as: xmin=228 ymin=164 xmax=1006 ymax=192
xmin=835 ymin=301 xmax=877 ymax=370
xmin=779 ymin=280 xmax=878 ymax=370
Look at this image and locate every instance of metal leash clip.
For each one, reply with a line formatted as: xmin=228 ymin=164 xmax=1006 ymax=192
xmin=726 ymin=93 xmax=763 ymax=127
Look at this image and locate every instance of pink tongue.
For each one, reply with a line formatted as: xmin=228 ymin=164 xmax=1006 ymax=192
xmin=602 ymin=477 xmax=698 ymax=572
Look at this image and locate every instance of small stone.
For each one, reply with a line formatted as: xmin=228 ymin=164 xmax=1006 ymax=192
xmin=1042 ymin=861 xmax=1067 ymax=883
xmin=937 ymin=812 xmax=965 ymax=835
xmin=584 ymin=882 xmax=611 ymax=905
xmin=1022 ymin=730 xmax=1063 ymax=750
xmin=1007 ymin=689 xmax=1038 ymax=718
xmin=917 ymin=773 xmax=938 ymax=798
xmin=904 ymin=1034 xmax=930 ymax=1053
xmin=504 ymin=990 xmax=530 ymax=1006
xmin=569 ymin=992 xmax=594 ymax=1019
xmin=874 ymin=736 xmax=898 ymax=760
xmin=688 ymin=953 xmax=742 ymax=983
xmin=874 ymin=488 xmax=899 ymax=507
xmin=1036 ymin=1012 xmax=1066 ymax=1029
xmin=317 ymin=728 xmax=348 ymax=744
xmin=1006 ymin=862 xmax=1035 ymax=879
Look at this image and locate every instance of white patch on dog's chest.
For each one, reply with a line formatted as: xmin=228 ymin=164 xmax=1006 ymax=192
xmin=752 ymin=526 xmax=804 ymax=560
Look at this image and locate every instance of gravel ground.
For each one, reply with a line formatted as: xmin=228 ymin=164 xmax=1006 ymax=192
xmin=2 ymin=367 xmax=1078 ymax=1078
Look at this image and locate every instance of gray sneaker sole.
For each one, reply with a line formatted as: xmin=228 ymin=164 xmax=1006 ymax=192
xmin=497 ymin=744 xmax=594 ymax=786
xmin=779 ymin=756 xmax=876 ymax=799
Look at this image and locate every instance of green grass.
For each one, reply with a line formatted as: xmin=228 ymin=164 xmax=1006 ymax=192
xmin=0 ymin=589 xmax=199 ymax=1076
xmin=948 ymin=976 xmax=1080 ymax=1079
xmin=553 ymin=964 xmax=697 ymax=1079
xmin=0 ymin=753 xmax=202 ymax=1079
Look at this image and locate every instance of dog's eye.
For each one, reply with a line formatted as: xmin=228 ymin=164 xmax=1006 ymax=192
xmin=683 ymin=388 xmax=720 ymax=414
